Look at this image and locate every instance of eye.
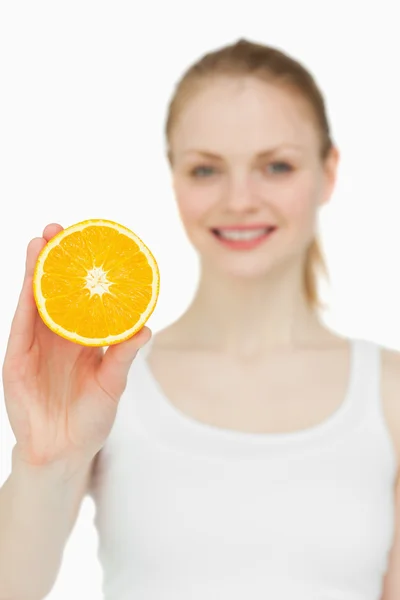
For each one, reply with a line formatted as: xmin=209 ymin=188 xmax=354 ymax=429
xmin=266 ymin=161 xmax=293 ymax=175
xmin=190 ymin=165 xmax=216 ymax=178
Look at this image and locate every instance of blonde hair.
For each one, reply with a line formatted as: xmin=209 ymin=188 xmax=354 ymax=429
xmin=165 ymin=38 xmax=333 ymax=310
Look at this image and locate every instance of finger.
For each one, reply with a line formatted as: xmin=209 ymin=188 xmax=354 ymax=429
xmin=42 ymin=223 xmax=64 ymax=241
xmin=5 ymin=225 xmax=65 ymax=359
xmin=3 ymin=238 xmax=48 ymax=363
xmin=97 ymin=326 xmax=152 ymax=401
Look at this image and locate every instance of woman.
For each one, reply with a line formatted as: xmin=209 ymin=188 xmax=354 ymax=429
xmin=1 ymin=38 xmax=399 ymax=599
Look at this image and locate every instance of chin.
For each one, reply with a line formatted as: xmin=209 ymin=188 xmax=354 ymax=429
xmin=201 ymin=253 xmax=281 ymax=280
xmin=201 ymin=245 xmax=308 ymax=281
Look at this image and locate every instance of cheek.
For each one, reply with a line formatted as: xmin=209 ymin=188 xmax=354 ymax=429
xmin=272 ymin=176 xmax=320 ymax=224
xmin=174 ymin=183 xmax=218 ymax=225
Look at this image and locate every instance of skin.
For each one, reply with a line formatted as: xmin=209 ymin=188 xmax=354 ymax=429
xmin=145 ymin=76 xmax=400 ymax=598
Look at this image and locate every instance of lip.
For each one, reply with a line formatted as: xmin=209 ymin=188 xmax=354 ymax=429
xmin=211 ymin=224 xmax=276 ymax=231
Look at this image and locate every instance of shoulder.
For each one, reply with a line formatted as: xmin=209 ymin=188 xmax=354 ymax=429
xmin=380 ymin=345 xmax=400 ymax=468
xmin=381 ymin=345 xmax=400 ymax=400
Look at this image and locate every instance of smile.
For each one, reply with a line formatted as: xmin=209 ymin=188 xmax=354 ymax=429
xmin=210 ymin=226 xmax=277 ymax=250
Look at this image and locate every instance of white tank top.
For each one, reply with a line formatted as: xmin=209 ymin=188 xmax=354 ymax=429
xmin=88 ymin=338 xmax=398 ymax=600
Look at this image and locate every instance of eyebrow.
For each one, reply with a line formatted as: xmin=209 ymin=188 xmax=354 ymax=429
xmin=182 ymin=145 xmax=304 ymax=159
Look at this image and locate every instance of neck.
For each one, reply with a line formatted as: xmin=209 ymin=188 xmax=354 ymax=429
xmin=176 ymin=254 xmax=332 ymax=357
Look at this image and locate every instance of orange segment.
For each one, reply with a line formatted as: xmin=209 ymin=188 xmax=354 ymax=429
xmin=33 ymin=219 xmax=160 ymax=346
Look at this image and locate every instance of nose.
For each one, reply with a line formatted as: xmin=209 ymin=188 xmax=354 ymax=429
xmin=222 ymin=174 xmax=261 ymax=213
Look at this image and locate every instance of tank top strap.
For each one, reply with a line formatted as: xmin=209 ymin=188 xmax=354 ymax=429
xmin=349 ymin=338 xmax=382 ymax=421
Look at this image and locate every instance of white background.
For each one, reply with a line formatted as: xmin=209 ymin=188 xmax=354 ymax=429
xmin=1 ymin=1 xmax=400 ymax=598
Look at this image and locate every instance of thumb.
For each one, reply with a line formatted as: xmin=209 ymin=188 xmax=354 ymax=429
xmin=97 ymin=326 xmax=152 ymax=402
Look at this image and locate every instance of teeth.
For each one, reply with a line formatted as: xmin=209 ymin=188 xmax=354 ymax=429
xmin=216 ymin=228 xmax=271 ymax=241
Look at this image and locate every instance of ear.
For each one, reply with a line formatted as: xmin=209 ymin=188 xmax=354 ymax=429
xmin=319 ymin=146 xmax=340 ymax=206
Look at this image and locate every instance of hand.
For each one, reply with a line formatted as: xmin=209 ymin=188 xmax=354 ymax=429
xmin=2 ymin=223 xmax=151 ymax=475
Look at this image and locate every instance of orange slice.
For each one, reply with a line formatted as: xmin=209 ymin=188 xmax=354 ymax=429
xmin=33 ymin=219 xmax=160 ymax=347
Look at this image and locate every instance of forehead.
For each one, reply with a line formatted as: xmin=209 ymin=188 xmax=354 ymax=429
xmin=171 ymin=77 xmax=319 ymax=157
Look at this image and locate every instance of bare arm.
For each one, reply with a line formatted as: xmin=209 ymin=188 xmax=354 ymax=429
xmin=379 ymin=349 xmax=400 ymax=599
xmin=0 ymin=447 xmax=94 ymax=600
xmin=379 ymin=474 xmax=400 ymax=600
xmin=0 ymin=224 xmax=150 ymax=599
